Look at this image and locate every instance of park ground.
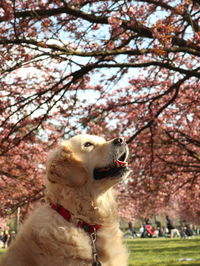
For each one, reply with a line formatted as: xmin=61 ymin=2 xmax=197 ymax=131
xmin=126 ymin=237 xmax=200 ymax=266
xmin=1 ymin=237 xmax=200 ymax=265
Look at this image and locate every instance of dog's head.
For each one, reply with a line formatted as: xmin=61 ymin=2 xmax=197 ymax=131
xmin=46 ymin=134 xmax=131 ymax=193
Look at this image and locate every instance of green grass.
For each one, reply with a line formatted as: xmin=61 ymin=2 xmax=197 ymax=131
xmin=126 ymin=237 xmax=200 ymax=266
xmin=1 ymin=237 xmax=200 ymax=265
xmin=0 ymin=248 xmax=6 ymax=255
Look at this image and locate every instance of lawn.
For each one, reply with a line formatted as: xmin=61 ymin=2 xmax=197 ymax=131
xmin=126 ymin=237 xmax=200 ymax=266
xmin=1 ymin=237 xmax=200 ymax=265
xmin=0 ymin=249 xmax=6 ymax=256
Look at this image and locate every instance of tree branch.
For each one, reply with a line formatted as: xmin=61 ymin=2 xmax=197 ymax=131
xmin=1 ymin=38 xmax=200 ymax=58
xmin=0 ymin=171 xmax=18 ymax=179
xmin=96 ymin=62 xmax=200 ymax=78
xmin=0 ymin=3 xmax=198 ymax=50
xmin=127 ymin=76 xmax=189 ymax=143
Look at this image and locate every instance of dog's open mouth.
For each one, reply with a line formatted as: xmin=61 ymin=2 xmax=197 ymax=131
xmin=93 ymin=152 xmax=128 ymax=180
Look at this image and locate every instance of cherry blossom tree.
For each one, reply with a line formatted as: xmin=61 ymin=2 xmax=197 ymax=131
xmin=0 ymin=0 xmax=200 ymax=223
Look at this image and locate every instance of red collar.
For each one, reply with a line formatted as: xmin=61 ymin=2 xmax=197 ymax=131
xmin=50 ymin=203 xmax=101 ymax=234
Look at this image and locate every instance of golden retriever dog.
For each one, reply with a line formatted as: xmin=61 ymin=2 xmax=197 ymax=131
xmin=1 ymin=134 xmax=131 ymax=266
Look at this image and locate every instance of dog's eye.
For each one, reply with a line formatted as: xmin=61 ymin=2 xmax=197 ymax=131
xmin=84 ymin=142 xmax=93 ymax=147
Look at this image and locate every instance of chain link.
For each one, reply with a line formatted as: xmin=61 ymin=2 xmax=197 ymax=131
xmin=89 ymin=230 xmax=101 ymax=266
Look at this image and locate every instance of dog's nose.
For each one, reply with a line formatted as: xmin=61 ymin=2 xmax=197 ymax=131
xmin=113 ymin=137 xmax=124 ymax=145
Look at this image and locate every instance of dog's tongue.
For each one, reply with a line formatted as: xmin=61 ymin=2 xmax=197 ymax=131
xmin=115 ymin=159 xmax=128 ymax=167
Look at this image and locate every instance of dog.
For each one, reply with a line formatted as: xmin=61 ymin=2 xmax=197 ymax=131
xmin=1 ymin=134 xmax=131 ymax=266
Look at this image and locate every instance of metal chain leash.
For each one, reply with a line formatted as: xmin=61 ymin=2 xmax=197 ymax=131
xmin=89 ymin=231 xmax=102 ymax=266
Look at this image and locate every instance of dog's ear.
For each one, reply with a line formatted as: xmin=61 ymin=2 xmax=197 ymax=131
xmin=46 ymin=146 xmax=88 ymax=187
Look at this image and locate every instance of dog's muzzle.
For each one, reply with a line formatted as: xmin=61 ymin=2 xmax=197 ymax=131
xmin=93 ymin=137 xmax=129 ymax=180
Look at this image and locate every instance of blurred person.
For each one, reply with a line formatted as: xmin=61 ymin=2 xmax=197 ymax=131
xmin=128 ymin=222 xmax=137 ymax=237
xmin=0 ymin=231 xmax=4 ymax=248
xmin=8 ymin=231 xmax=16 ymax=246
xmin=139 ymin=224 xmax=145 ymax=238
xmin=171 ymin=228 xmax=180 ymax=238
xmin=2 ymin=230 xmax=10 ymax=248
xmin=185 ymin=224 xmax=193 ymax=238
xmin=158 ymin=227 xmax=164 ymax=237
xmin=166 ymin=215 xmax=174 ymax=235
xmin=166 ymin=216 xmax=180 ymax=238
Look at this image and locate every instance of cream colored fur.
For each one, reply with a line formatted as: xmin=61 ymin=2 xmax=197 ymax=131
xmin=1 ymin=134 xmax=130 ymax=266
